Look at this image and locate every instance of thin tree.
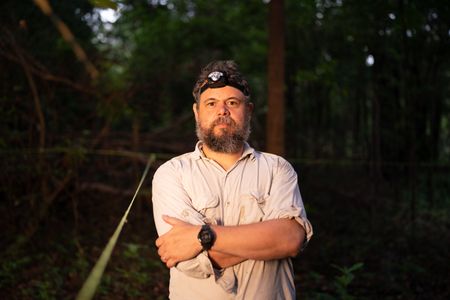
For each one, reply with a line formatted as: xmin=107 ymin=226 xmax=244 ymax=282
xmin=266 ymin=0 xmax=285 ymax=156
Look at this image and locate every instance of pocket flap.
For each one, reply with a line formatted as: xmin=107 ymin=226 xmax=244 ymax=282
xmin=193 ymin=194 xmax=219 ymax=212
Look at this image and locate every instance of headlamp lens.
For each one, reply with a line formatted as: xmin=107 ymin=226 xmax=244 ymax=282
xmin=208 ymin=71 xmax=224 ymax=82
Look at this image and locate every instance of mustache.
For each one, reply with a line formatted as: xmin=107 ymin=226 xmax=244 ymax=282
xmin=212 ymin=116 xmax=236 ymax=126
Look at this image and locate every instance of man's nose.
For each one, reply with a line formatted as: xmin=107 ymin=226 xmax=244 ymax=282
xmin=217 ymin=102 xmax=230 ymax=116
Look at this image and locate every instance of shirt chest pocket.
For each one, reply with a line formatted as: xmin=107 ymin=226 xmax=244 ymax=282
xmin=191 ymin=194 xmax=220 ymax=225
xmin=237 ymin=193 xmax=267 ymax=225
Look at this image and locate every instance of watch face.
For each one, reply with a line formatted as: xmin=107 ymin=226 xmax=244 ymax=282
xmin=200 ymin=230 xmax=212 ymax=243
xmin=198 ymin=225 xmax=215 ymax=250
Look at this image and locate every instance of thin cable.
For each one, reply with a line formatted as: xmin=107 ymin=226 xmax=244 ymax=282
xmin=76 ymin=154 xmax=156 ymax=300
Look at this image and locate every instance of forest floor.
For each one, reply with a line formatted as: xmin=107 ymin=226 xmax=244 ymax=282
xmin=1 ymin=163 xmax=449 ymax=300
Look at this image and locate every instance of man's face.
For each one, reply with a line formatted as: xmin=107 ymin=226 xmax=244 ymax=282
xmin=193 ymin=85 xmax=253 ymax=153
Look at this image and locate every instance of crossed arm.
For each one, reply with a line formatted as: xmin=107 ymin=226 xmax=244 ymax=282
xmin=155 ymin=215 xmax=305 ymax=269
xmin=153 ymin=158 xmax=311 ymax=270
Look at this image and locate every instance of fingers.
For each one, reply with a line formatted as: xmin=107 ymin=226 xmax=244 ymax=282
xmin=157 ymin=245 xmax=164 ymax=257
xmin=155 ymin=216 xmax=195 ymax=268
xmin=156 ymin=239 xmax=175 ymax=268
xmin=162 ymin=214 xmax=173 ymax=224
xmin=155 ymin=237 xmax=162 ymax=248
xmin=166 ymin=259 xmax=177 ymax=268
xmin=158 ymin=246 xmax=169 ymax=266
xmin=161 ymin=256 xmax=176 ymax=268
xmin=162 ymin=215 xmax=184 ymax=225
xmin=159 ymin=253 xmax=177 ymax=268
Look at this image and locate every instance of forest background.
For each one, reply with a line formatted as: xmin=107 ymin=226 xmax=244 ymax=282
xmin=1 ymin=0 xmax=449 ymax=299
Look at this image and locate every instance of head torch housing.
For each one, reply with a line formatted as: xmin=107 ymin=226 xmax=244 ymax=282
xmin=199 ymin=71 xmax=250 ymax=97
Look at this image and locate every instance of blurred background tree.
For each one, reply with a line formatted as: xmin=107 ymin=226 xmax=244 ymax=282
xmin=0 ymin=0 xmax=449 ymax=299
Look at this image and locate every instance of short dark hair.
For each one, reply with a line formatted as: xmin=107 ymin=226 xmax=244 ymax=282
xmin=192 ymin=60 xmax=251 ymax=103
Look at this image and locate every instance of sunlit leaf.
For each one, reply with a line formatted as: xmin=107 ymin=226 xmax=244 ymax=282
xmin=89 ymin=0 xmax=118 ymax=10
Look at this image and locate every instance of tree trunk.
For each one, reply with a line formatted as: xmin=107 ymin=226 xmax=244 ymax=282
xmin=266 ymin=0 xmax=285 ymax=156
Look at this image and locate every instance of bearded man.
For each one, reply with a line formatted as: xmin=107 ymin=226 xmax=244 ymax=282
xmin=151 ymin=60 xmax=313 ymax=300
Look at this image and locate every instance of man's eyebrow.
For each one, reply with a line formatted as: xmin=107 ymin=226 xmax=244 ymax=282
xmin=203 ymin=97 xmax=218 ymax=102
xmin=203 ymin=96 xmax=243 ymax=102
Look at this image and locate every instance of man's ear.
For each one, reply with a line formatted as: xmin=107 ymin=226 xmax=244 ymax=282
xmin=193 ymin=102 xmax=199 ymax=122
xmin=247 ymin=102 xmax=254 ymax=114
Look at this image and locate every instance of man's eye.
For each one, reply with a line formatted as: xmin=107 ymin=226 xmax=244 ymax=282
xmin=227 ymin=100 xmax=240 ymax=107
xmin=206 ymin=102 xmax=215 ymax=107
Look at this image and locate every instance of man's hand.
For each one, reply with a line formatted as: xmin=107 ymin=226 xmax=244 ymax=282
xmin=155 ymin=215 xmax=202 ymax=268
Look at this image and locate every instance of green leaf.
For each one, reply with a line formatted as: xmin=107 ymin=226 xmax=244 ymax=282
xmin=89 ymin=0 xmax=118 ymax=10
xmin=348 ymin=262 xmax=364 ymax=273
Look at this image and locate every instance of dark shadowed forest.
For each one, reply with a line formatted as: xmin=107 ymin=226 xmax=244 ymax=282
xmin=1 ymin=0 xmax=449 ymax=299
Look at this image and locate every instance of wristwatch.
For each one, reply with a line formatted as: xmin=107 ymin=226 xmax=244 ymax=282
xmin=197 ymin=224 xmax=215 ymax=251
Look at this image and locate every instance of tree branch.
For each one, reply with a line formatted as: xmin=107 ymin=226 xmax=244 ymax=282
xmin=33 ymin=0 xmax=99 ymax=80
xmin=0 ymin=30 xmax=97 ymax=95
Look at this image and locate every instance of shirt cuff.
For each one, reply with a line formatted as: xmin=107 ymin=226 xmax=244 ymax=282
xmin=175 ymin=251 xmax=214 ymax=279
xmin=175 ymin=251 xmax=237 ymax=294
xmin=294 ymin=216 xmax=313 ymax=251
xmin=213 ymin=267 xmax=236 ymax=294
xmin=278 ymin=207 xmax=313 ymax=251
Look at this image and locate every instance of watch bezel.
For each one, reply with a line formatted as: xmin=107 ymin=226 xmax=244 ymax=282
xmin=197 ymin=224 xmax=215 ymax=251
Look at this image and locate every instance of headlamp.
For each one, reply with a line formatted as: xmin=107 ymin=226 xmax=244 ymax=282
xmin=199 ymin=71 xmax=249 ymax=96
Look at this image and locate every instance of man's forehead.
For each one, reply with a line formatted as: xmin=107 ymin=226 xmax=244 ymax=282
xmin=199 ymin=86 xmax=246 ymax=102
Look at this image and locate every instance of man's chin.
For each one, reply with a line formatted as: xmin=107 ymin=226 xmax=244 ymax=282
xmin=213 ymin=128 xmax=231 ymax=136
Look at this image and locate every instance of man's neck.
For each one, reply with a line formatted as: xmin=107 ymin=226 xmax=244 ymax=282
xmin=201 ymin=144 xmax=244 ymax=171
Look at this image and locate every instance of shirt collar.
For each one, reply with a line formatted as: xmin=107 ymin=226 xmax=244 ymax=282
xmin=241 ymin=142 xmax=256 ymax=160
xmin=193 ymin=141 xmax=204 ymax=160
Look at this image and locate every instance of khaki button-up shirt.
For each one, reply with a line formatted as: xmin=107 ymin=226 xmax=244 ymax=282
xmin=152 ymin=142 xmax=313 ymax=300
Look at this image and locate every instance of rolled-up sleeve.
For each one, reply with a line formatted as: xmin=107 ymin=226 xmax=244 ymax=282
xmin=152 ymin=161 xmax=215 ymax=278
xmin=264 ymin=157 xmax=313 ymax=248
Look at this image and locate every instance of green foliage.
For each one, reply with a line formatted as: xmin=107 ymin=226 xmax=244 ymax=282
xmin=98 ymin=0 xmax=268 ymax=130
xmin=285 ymin=0 xmax=450 ymax=162
xmin=0 ymin=255 xmax=32 ymax=288
xmin=303 ymin=262 xmax=364 ymax=300
xmin=90 ymin=0 xmax=118 ymax=10
xmin=93 ymin=242 xmax=169 ymax=298
xmin=332 ymin=262 xmax=364 ymax=300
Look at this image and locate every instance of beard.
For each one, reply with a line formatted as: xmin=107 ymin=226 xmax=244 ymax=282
xmin=196 ymin=115 xmax=251 ymax=153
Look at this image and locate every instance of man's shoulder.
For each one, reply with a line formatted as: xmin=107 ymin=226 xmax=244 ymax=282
xmin=159 ymin=151 xmax=195 ymax=166
xmin=254 ymin=150 xmax=291 ymax=165
xmin=154 ymin=151 xmax=197 ymax=175
xmin=251 ymin=150 xmax=298 ymax=177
